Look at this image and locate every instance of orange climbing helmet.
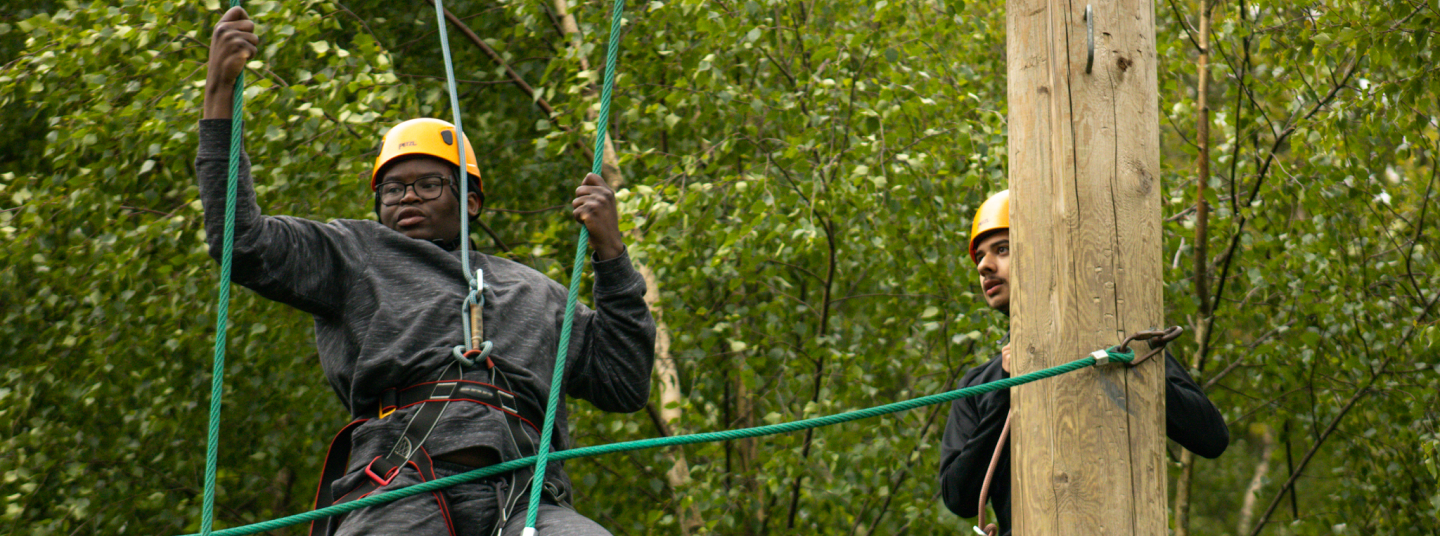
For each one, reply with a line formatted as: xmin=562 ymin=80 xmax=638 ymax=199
xmin=968 ymin=190 xmax=1010 ymax=263
xmin=370 ymin=118 xmax=482 ymax=193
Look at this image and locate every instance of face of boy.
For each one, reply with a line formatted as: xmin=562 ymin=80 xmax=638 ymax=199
xmin=376 ymin=157 xmax=479 ymax=242
xmin=974 ymin=230 xmax=1011 ymax=315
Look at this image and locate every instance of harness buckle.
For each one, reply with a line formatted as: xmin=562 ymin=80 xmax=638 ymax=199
xmin=498 ymin=390 xmax=520 ymax=415
xmin=364 ymin=456 xmax=402 ymax=487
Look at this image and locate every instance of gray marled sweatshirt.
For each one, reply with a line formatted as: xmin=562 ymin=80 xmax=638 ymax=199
xmin=195 ymin=120 xmax=655 ymax=498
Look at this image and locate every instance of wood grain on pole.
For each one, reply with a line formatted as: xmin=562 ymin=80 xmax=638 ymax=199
xmin=1006 ymin=0 xmax=1166 ymax=533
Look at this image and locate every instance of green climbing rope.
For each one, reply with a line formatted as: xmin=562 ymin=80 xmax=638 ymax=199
xmin=200 ymin=1 xmax=245 ymax=534
xmin=179 ymin=346 xmax=1134 ymax=536
xmin=526 ymin=0 xmax=628 ymax=532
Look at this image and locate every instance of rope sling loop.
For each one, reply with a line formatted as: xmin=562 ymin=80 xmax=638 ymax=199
xmin=178 ymin=346 xmax=1136 ymax=536
xmin=200 ymin=0 xmax=246 ymax=534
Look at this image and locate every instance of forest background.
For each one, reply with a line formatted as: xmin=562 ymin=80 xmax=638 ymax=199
xmin=1 ymin=0 xmax=1437 ymax=534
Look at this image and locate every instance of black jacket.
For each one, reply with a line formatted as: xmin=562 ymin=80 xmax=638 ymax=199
xmin=938 ymin=342 xmax=1228 ymax=534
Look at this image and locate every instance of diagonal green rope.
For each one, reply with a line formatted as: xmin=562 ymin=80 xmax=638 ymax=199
xmin=201 ymin=1 xmax=246 ymax=534
xmin=525 ymin=0 xmax=627 ymax=532
xmin=177 ymin=347 xmax=1134 ymax=536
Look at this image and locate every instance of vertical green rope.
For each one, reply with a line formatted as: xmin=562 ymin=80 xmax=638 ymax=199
xmin=525 ymin=0 xmax=627 ymax=531
xmin=201 ymin=1 xmax=245 ymax=534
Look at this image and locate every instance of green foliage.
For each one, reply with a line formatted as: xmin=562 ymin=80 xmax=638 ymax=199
xmin=1 ymin=0 xmax=1436 ymax=535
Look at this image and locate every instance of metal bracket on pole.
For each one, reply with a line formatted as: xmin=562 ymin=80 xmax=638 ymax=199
xmin=1084 ymin=4 xmax=1095 ymax=74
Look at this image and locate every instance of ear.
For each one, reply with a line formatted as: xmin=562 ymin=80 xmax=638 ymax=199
xmin=467 ymin=191 xmax=482 ymax=218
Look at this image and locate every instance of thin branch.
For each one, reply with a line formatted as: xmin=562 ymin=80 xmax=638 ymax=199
xmin=830 ymin=292 xmax=947 ymax=305
xmin=1164 ymin=0 xmax=1205 ymax=53
xmin=1247 ymin=366 xmax=1383 ymax=535
xmin=119 ymin=205 xmax=179 ymax=218
xmin=472 ymin=217 xmax=511 ymax=253
xmin=421 ymin=0 xmax=597 ymax=164
xmin=1199 ymin=59 xmax=1358 ymax=369
xmin=787 ymin=217 xmax=838 ymax=529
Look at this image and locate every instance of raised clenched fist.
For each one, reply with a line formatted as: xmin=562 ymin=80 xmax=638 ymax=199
xmin=203 ymin=6 xmax=259 ymax=119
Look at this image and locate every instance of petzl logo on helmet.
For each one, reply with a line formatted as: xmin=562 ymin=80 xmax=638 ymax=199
xmin=398 ymin=141 xmax=417 ymax=149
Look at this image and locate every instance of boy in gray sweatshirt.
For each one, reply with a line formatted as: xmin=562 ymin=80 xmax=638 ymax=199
xmin=198 ymin=7 xmax=655 ymax=535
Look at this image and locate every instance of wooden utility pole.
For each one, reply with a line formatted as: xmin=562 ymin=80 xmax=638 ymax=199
xmin=1006 ymin=0 xmax=1166 ymax=533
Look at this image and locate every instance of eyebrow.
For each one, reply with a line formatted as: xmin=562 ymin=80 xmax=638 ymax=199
xmin=380 ymin=172 xmax=450 ymax=183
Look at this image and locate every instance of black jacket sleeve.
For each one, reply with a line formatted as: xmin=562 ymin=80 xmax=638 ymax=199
xmin=1163 ymin=350 xmax=1229 ymax=458
xmin=938 ymin=356 xmax=1009 ymax=518
xmin=194 ymin=119 xmax=366 ymax=318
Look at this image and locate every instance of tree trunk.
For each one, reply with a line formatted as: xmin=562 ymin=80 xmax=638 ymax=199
xmin=638 ymin=260 xmax=703 ymax=534
xmin=1174 ymin=450 xmax=1195 ymax=536
xmin=1175 ymin=0 xmax=1213 ymax=532
xmin=1237 ymin=426 xmax=1276 ymax=535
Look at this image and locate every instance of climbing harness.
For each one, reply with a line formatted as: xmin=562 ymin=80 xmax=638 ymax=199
xmin=971 ymin=328 xmax=1184 ymax=536
xmin=309 ymin=360 xmax=549 ymax=536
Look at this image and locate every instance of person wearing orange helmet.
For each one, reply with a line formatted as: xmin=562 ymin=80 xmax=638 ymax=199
xmin=937 ymin=190 xmax=1229 ymax=535
xmin=198 ymin=8 xmax=651 ymax=536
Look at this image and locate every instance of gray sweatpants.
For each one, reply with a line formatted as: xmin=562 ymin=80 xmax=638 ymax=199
xmin=333 ymin=460 xmax=611 ymax=536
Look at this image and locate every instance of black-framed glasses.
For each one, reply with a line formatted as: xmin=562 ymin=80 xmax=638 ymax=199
xmin=377 ymin=176 xmax=452 ymax=206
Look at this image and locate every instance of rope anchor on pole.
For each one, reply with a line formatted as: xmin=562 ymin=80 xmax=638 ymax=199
xmin=1116 ymin=326 xmax=1184 ymax=366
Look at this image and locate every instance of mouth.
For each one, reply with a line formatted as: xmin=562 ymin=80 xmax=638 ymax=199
xmin=395 ymin=208 xmax=426 ymax=228
xmin=983 ymin=279 xmax=1005 ymax=297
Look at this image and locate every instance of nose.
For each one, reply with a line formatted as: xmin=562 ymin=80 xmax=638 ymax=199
xmin=399 ymin=183 xmax=424 ymax=204
xmin=976 ymin=254 xmax=996 ymax=276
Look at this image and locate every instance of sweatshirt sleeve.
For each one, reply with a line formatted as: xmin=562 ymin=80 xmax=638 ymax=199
xmin=561 ymin=248 xmax=656 ymax=413
xmin=1163 ymin=350 xmax=1230 ymax=459
xmin=939 ymin=359 xmax=1009 ymax=518
xmin=194 ymin=119 xmax=367 ymax=317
